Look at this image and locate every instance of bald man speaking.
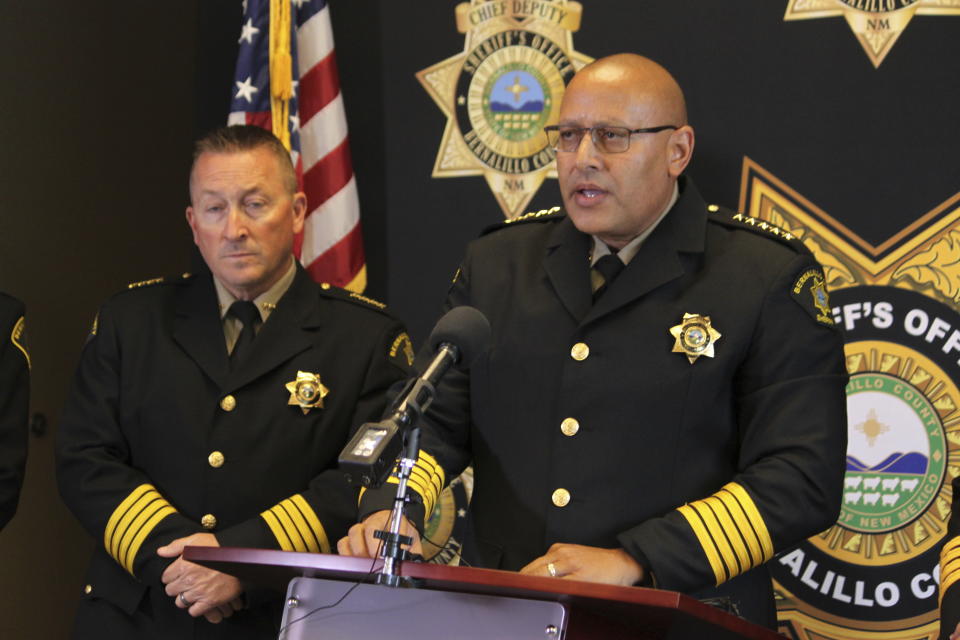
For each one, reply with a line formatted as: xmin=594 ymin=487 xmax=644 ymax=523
xmin=341 ymin=54 xmax=847 ymax=628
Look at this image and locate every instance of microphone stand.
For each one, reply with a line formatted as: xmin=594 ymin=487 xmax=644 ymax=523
xmin=374 ymin=426 xmax=421 ymax=586
xmin=373 ymin=383 xmax=433 ymax=587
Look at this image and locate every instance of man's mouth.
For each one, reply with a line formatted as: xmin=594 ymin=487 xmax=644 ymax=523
xmin=572 ymin=184 xmax=608 ymax=204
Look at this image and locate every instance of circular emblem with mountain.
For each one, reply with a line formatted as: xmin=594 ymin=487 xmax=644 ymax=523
xmin=454 ymin=30 xmax=574 ymax=175
xmin=772 ymin=286 xmax=960 ymax=638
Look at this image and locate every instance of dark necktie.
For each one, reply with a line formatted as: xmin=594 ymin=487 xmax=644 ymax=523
xmin=228 ymin=300 xmax=261 ymax=368
xmin=592 ymin=254 xmax=625 ymax=302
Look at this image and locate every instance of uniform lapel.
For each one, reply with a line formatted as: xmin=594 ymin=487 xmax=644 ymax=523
xmin=543 ymin=217 xmax=593 ymax=324
xmin=225 ymin=266 xmax=320 ymax=392
xmin=584 ymin=178 xmax=708 ymax=325
xmin=173 ymin=273 xmax=231 ymax=389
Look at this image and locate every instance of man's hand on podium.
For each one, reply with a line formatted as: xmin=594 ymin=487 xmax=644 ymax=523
xmin=520 ymin=544 xmax=645 ymax=587
xmin=337 ymin=509 xmax=423 ymax=558
xmin=157 ymin=533 xmax=244 ymax=623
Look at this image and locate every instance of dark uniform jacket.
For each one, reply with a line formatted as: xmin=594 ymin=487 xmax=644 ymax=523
xmin=939 ymin=476 xmax=960 ymax=639
xmin=0 ymin=292 xmax=29 ymax=530
xmin=362 ymin=177 xmax=847 ymax=628
xmin=57 ymin=266 xmax=412 ymax=639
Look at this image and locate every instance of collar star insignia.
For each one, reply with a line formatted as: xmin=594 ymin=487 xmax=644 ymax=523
xmin=670 ymin=313 xmax=722 ymax=364
xmin=285 ymin=371 xmax=329 ymax=415
xmin=784 ymin=0 xmax=960 ymax=68
xmin=415 ymin=1 xmax=593 ymax=218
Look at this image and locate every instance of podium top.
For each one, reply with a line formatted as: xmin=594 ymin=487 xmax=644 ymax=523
xmin=183 ymin=546 xmax=783 ymax=640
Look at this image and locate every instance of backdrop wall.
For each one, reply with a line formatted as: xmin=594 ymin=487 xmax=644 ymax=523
xmin=1 ymin=2 xmax=956 ymax=638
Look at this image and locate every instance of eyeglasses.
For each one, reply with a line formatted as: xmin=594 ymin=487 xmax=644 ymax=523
xmin=543 ymin=124 xmax=679 ymax=154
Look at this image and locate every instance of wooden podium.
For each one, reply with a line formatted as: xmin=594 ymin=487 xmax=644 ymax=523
xmin=184 ymin=547 xmax=784 ymax=639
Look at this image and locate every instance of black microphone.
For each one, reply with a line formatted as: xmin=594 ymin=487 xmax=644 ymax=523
xmin=339 ymin=306 xmax=491 ymax=487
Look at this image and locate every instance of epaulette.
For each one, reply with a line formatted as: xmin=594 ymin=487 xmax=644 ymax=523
xmin=481 ymin=206 xmax=564 ymax=236
xmin=706 ymin=205 xmax=806 ymax=251
xmin=317 ymin=282 xmax=390 ymax=313
xmin=124 ymin=272 xmax=194 ymax=290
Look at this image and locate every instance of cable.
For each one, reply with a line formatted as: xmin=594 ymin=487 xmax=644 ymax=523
xmin=277 ymin=539 xmax=385 ymax=639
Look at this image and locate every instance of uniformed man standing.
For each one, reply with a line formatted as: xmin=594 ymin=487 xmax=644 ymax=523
xmin=339 ymin=54 xmax=848 ymax=629
xmin=0 ymin=292 xmax=29 ymax=531
xmin=56 ymin=125 xmax=413 ymax=638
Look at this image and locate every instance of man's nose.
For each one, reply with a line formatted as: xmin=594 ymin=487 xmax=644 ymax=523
xmin=223 ymin=206 xmax=248 ymax=239
xmin=573 ymin=129 xmax=603 ymax=171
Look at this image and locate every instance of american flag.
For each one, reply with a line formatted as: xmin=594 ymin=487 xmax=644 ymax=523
xmin=228 ymin=0 xmax=366 ymax=292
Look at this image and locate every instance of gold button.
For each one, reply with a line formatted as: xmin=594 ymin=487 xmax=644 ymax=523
xmin=570 ymin=342 xmax=589 ymax=361
xmin=552 ymin=488 xmax=571 ymax=507
xmin=560 ymin=418 xmax=580 ymax=437
xmin=84 ymin=584 xmax=93 ymax=595
xmin=321 ymin=282 xmax=331 ymax=290
xmin=220 ymin=395 xmax=236 ymax=412
xmin=208 ymin=451 xmax=225 ymax=468
xmin=201 ymin=514 xmax=217 ymax=530
xmin=707 ymin=204 xmax=719 ymax=212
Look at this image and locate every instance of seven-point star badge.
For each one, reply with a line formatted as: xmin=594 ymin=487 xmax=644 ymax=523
xmin=670 ymin=313 xmax=722 ymax=364
xmin=285 ymin=371 xmax=329 ymax=415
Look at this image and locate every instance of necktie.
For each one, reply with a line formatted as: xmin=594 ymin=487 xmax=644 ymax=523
xmin=228 ymin=300 xmax=261 ymax=368
xmin=592 ymin=254 xmax=625 ymax=302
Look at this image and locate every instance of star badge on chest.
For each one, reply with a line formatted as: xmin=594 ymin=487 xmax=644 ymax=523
xmin=285 ymin=371 xmax=329 ymax=415
xmin=670 ymin=313 xmax=722 ymax=364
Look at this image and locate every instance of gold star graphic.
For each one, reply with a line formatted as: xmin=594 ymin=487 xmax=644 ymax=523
xmin=785 ymin=0 xmax=960 ymax=68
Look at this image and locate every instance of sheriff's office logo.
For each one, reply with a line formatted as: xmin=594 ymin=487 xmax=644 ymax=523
xmin=741 ymin=157 xmax=960 ymax=639
xmin=416 ymin=0 xmax=592 ymax=218
xmin=784 ymin=0 xmax=960 ymax=68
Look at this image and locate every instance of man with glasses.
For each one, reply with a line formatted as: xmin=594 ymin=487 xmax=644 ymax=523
xmin=341 ymin=54 xmax=846 ymax=629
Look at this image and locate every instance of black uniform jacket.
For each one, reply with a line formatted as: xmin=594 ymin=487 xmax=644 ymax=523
xmin=0 ymin=292 xmax=29 ymax=530
xmin=57 ymin=266 xmax=411 ymax=638
xmin=362 ymin=177 xmax=848 ymax=628
xmin=939 ymin=476 xmax=960 ymax=638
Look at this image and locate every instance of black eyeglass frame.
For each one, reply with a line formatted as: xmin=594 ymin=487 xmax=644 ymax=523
xmin=543 ymin=124 xmax=679 ymax=153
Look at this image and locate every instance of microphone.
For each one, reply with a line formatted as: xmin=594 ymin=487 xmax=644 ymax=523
xmin=339 ymin=306 xmax=491 ymax=487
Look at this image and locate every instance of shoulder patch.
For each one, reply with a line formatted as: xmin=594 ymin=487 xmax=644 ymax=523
xmin=318 ymin=282 xmax=390 ymax=313
xmin=389 ymin=331 xmax=415 ymax=368
xmin=481 ymin=206 xmax=564 ymax=236
xmin=791 ymin=267 xmax=837 ymax=327
xmin=10 ymin=315 xmax=30 ymax=369
xmin=708 ymin=206 xmax=807 ymax=252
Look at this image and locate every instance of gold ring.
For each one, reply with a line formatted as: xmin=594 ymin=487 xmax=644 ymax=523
xmin=547 ymin=562 xmax=558 ymax=578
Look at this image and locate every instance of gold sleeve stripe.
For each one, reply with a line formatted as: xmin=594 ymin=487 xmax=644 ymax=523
xmin=943 ymin=536 xmax=960 ymax=556
xmin=722 ymin=483 xmax=774 ymax=559
xmin=291 ymin=494 xmax=330 ymax=553
xmin=262 ymin=510 xmax=295 ymax=551
xmin=122 ymin=505 xmax=176 ymax=573
xmin=260 ymin=495 xmax=329 ymax=553
xmin=377 ymin=450 xmax=445 ymax=518
xmin=276 ymin=500 xmax=315 ymax=553
xmin=704 ymin=496 xmax=751 ymax=572
xmin=940 ymin=538 xmax=960 ymax=604
xmin=678 ymin=503 xmax=727 ymax=584
xmin=715 ymin=488 xmax=764 ymax=566
xmin=103 ymin=484 xmax=177 ymax=575
xmin=677 ymin=482 xmax=774 ymax=586
xmin=690 ymin=499 xmax=739 ymax=582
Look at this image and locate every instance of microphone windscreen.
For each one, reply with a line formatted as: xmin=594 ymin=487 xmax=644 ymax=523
xmin=428 ymin=306 xmax=491 ymax=369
